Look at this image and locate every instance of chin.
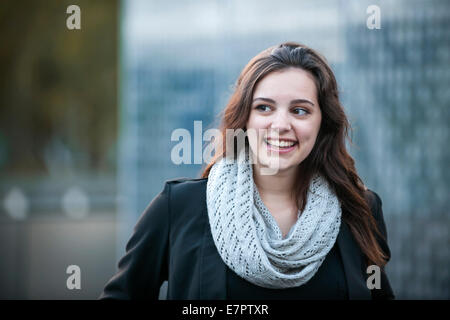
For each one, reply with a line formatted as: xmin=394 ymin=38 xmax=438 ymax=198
xmin=273 ymin=163 xmax=298 ymax=173
xmin=258 ymin=157 xmax=299 ymax=173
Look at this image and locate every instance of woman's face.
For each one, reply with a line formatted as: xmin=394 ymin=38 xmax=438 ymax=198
xmin=246 ymin=67 xmax=322 ymax=174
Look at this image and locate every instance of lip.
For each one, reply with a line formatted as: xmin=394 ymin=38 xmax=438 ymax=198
xmin=264 ymin=140 xmax=298 ymax=154
xmin=265 ymin=137 xmax=298 ymax=143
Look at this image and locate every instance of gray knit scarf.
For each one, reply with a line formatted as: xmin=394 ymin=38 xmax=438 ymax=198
xmin=206 ymin=150 xmax=342 ymax=289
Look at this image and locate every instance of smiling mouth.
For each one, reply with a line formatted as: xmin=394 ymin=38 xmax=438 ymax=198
xmin=264 ymin=138 xmax=298 ymax=148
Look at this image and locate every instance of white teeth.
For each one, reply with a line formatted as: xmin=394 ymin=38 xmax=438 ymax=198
xmin=265 ymin=139 xmax=296 ymax=147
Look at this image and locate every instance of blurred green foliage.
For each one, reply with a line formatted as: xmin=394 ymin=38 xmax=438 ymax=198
xmin=0 ymin=0 xmax=118 ymax=176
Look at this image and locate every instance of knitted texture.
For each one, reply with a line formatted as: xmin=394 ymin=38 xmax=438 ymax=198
xmin=206 ymin=150 xmax=342 ymax=289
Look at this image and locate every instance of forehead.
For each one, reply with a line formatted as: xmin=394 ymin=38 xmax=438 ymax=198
xmin=253 ymin=68 xmax=318 ymax=101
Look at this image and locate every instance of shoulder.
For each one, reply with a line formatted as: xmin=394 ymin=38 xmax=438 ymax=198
xmin=363 ymin=188 xmax=389 ymax=248
xmin=161 ymin=177 xmax=209 ymax=228
xmin=138 ymin=177 xmax=208 ymax=230
xmin=163 ymin=177 xmax=208 ymax=210
xmin=165 ymin=177 xmax=208 ymax=196
xmin=165 ymin=176 xmax=208 ymax=186
xmin=142 ymin=177 xmax=207 ymax=214
xmin=363 ymin=188 xmax=383 ymax=221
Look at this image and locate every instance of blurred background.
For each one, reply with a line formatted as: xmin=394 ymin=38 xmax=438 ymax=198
xmin=0 ymin=0 xmax=448 ymax=299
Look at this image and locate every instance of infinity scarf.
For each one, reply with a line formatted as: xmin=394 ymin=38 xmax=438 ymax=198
xmin=206 ymin=150 xmax=342 ymax=289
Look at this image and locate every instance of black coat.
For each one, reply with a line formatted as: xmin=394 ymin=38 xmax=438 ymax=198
xmin=99 ymin=177 xmax=395 ymax=300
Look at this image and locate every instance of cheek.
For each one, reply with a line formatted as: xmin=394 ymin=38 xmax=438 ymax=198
xmin=294 ymin=122 xmax=321 ymax=143
xmin=245 ymin=117 xmax=259 ymax=149
xmin=246 ymin=116 xmax=270 ymax=146
xmin=246 ymin=114 xmax=268 ymax=130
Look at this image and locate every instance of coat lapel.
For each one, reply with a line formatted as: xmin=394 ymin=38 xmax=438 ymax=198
xmin=337 ymin=220 xmax=372 ymax=300
xmin=199 ymin=205 xmax=227 ymax=299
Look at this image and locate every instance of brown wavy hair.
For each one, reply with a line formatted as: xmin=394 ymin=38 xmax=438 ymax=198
xmin=201 ymin=42 xmax=388 ymax=267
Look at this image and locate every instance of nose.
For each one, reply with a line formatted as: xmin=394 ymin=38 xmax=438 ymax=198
xmin=270 ymin=110 xmax=292 ymax=132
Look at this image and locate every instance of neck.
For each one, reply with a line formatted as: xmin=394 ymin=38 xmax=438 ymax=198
xmin=252 ymin=162 xmax=299 ymax=202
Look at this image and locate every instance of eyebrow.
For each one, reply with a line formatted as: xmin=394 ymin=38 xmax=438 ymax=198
xmin=252 ymin=97 xmax=315 ymax=107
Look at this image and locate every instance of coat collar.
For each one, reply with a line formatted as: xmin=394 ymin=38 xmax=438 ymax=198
xmin=199 ymin=214 xmax=227 ymax=299
xmin=199 ymin=208 xmax=371 ymax=300
xmin=336 ymin=220 xmax=372 ymax=299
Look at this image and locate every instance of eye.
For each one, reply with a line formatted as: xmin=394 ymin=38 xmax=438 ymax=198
xmin=292 ymin=107 xmax=308 ymax=115
xmin=255 ymin=104 xmax=271 ymax=112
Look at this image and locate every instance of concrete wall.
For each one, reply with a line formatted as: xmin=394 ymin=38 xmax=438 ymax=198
xmin=0 ymin=212 xmax=117 ymax=299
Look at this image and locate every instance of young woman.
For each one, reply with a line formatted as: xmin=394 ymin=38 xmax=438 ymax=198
xmin=100 ymin=42 xmax=395 ymax=300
